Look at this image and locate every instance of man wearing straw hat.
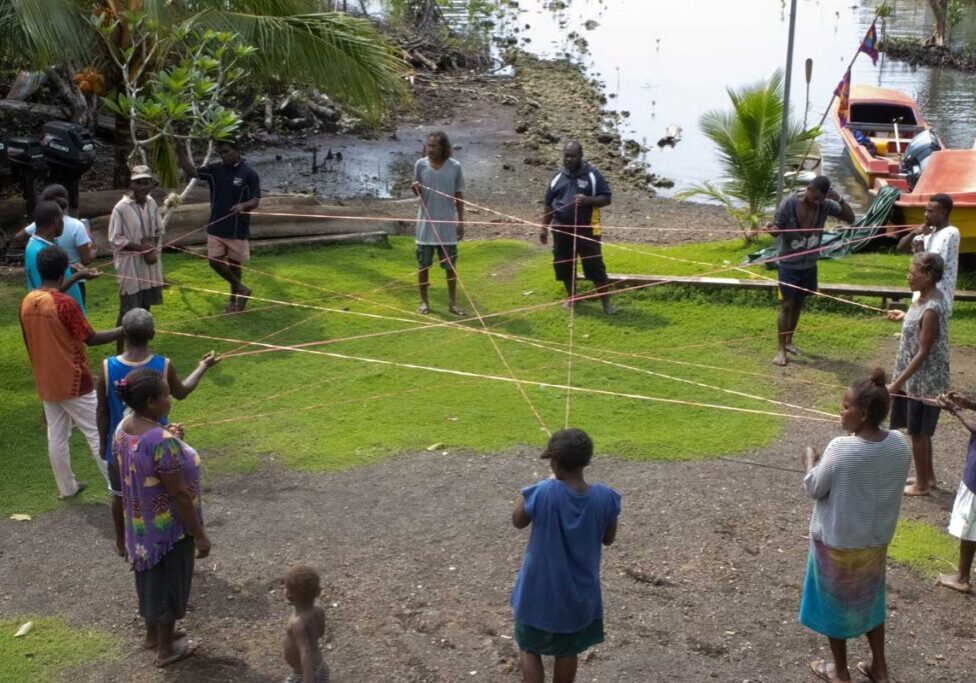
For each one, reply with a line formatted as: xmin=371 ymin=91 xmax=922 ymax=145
xmin=108 ymin=165 xmax=165 ymax=350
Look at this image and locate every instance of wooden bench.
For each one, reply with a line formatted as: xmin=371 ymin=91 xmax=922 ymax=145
xmin=590 ymin=273 xmax=976 ymax=309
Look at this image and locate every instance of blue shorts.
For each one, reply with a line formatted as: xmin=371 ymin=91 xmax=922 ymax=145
xmin=778 ymin=266 xmax=817 ymax=301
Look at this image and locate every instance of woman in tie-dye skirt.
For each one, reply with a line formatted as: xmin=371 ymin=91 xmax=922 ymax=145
xmin=799 ymin=368 xmax=911 ymax=683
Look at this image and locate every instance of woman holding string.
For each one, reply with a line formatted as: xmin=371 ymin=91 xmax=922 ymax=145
xmin=885 ymin=251 xmax=950 ymax=496
xmin=799 ymin=369 xmax=911 ymax=683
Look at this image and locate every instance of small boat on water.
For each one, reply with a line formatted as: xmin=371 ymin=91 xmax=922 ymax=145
xmin=875 ymin=149 xmax=976 ymax=253
xmin=833 ymin=85 xmax=928 ymax=187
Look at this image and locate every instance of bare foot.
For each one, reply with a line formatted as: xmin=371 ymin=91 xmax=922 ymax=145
xmin=785 ymin=344 xmax=804 ymax=356
xmin=937 ymin=573 xmax=972 ymax=593
xmin=810 ymin=658 xmax=850 ymax=682
xmin=156 ymin=637 xmax=196 ymax=667
xmin=145 ymin=628 xmax=187 ymax=649
xmin=904 ymin=484 xmax=931 ymax=496
xmin=448 ymin=304 xmax=467 ymax=316
xmin=856 ymin=660 xmax=889 ymax=682
xmin=772 ymin=351 xmax=788 ymax=367
xmin=236 ymin=286 xmax=252 ymax=311
xmin=905 ymin=476 xmax=938 ymax=488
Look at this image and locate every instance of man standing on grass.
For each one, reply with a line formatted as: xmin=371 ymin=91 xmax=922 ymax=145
xmin=769 ymin=175 xmax=855 ymax=367
xmin=24 ymin=200 xmax=99 ymax=315
xmin=17 ymin=184 xmax=96 ymax=304
xmin=412 ymin=130 xmax=466 ymax=315
xmin=540 ymin=141 xmax=616 ymax=314
xmin=897 ymin=192 xmax=960 ymax=315
xmin=20 ymin=245 xmax=122 ymax=499
xmin=108 ymin=165 xmax=165 ymax=346
xmin=178 ymin=139 xmax=261 ymax=313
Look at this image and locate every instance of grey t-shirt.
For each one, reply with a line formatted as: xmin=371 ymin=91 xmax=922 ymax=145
xmin=773 ymin=191 xmax=842 ymax=270
xmin=414 ymin=157 xmax=464 ymax=245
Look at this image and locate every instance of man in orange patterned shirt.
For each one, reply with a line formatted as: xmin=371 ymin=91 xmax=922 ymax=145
xmin=19 ymin=245 xmax=122 ymax=498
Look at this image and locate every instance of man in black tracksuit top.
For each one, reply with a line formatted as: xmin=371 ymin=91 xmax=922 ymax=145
xmin=539 ymin=141 xmax=616 ymax=314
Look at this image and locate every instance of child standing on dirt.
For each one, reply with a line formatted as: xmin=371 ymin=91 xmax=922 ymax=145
xmin=935 ymin=391 xmax=976 ymax=594
xmin=510 ymin=428 xmax=621 ymax=683
xmin=283 ymin=565 xmax=329 ymax=683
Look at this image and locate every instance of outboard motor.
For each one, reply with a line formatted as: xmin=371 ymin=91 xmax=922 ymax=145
xmin=5 ymin=136 xmax=48 ymax=218
xmin=901 ymin=129 xmax=943 ymax=190
xmin=40 ymin=121 xmax=96 ymax=213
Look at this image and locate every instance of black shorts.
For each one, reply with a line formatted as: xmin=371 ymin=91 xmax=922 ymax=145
xmin=778 ymin=266 xmax=817 ymax=301
xmin=416 ymin=244 xmax=458 ymax=271
xmin=135 ymin=536 xmax=195 ymax=623
xmin=551 ymin=227 xmax=608 ymax=283
xmin=117 ymin=287 xmax=164 ymax=324
xmin=890 ymin=395 xmax=942 ymax=436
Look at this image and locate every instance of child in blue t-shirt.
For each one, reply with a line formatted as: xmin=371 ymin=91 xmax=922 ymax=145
xmin=510 ymin=428 xmax=621 ymax=682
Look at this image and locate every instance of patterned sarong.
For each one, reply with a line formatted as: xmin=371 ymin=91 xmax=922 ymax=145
xmin=799 ymin=539 xmax=887 ymax=640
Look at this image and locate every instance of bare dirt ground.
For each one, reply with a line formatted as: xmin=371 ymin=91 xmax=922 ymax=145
xmin=2 ymin=347 xmax=976 ymax=682
xmin=6 ymin=246 xmax=971 ymax=679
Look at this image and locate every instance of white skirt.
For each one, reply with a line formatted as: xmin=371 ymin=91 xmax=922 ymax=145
xmin=948 ymin=481 xmax=976 ymax=542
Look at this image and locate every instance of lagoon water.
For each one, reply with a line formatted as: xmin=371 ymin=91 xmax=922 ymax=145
xmin=498 ymin=0 xmax=976 ymax=209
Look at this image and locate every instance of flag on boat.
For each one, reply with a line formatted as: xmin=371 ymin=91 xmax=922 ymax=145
xmin=834 ymin=69 xmax=851 ymax=128
xmin=859 ymin=19 xmax=880 ymax=65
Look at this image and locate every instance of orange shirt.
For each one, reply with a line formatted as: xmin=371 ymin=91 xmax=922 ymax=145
xmin=19 ymin=289 xmax=94 ymax=401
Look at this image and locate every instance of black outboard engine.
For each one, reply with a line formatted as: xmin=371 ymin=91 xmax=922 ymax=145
xmin=901 ymin=129 xmax=943 ymax=191
xmin=5 ymin=136 xmax=48 ymax=218
xmin=40 ymin=121 xmax=96 ymax=213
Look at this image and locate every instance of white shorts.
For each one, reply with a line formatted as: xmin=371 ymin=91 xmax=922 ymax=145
xmin=948 ymin=481 xmax=976 ymax=542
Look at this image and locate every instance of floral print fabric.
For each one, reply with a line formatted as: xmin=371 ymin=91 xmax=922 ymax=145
xmin=113 ymin=425 xmax=202 ymax=572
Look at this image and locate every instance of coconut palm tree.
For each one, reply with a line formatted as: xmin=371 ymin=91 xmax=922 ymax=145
xmin=0 ymin=0 xmax=406 ymax=127
xmin=676 ymin=70 xmax=819 ymax=243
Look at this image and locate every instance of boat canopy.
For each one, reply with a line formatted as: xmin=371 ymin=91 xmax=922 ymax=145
xmin=849 ymin=102 xmax=918 ymax=127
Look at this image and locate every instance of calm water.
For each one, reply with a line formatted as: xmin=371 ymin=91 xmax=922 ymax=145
xmin=496 ymin=0 xmax=976 ymax=209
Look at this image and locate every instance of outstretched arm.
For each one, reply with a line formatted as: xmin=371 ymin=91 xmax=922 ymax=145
xmin=166 ymin=351 xmax=220 ymax=400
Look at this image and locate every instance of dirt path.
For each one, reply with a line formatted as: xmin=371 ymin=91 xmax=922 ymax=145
xmin=3 ymin=353 xmax=976 ymax=682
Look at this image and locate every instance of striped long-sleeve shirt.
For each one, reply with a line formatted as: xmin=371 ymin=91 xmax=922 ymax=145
xmin=803 ymin=431 xmax=911 ymax=549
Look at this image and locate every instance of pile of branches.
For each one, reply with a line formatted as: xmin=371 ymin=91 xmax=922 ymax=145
xmin=385 ymin=0 xmax=493 ymax=72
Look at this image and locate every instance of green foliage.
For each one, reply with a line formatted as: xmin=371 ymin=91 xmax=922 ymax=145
xmin=0 ymin=617 xmax=117 ymax=680
xmin=0 ymin=1 xmax=407 ymax=127
xmin=889 ymin=518 xmax=960 ymax=577
xmin=3 ymin=238 xmax=953 ymax=518
xmin=947 ymin=0 xmax=966 ymax=44
xmin=676 ymin=70 xmax=820 ymax=241
xmin=97 ymin=11 xmax=253 ymax=185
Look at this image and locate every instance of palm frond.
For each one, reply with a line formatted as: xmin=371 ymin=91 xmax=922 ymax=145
xmin=189 ymin=9 xmax=408 ymax=123
xmin=1 ymin=0 xmax=94 ymax=68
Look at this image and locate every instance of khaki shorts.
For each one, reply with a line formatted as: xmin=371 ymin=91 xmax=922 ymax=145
xmin=207 ymin=235 xmax=250 ymax=262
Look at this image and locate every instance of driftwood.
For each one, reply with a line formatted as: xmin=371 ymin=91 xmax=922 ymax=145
xmin=0 ymin=98 xmax=67 ymax=120
xmin=86 ymin=196 xmax=414 ymax=256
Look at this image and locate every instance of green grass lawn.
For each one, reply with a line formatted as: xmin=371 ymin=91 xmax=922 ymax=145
xmin=2 ymin=236 xmax=970 ymax=518
xmin=0 ymin=617 xmax=118 ymax=681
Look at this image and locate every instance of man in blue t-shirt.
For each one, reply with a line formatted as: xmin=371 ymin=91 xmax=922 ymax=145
xmin=178 ymin=139 xmax=261 ymax=313
xmin=540 ymin=141 xmax=616 ymax=314
xmin=24 ymin=200 xmax=100 ymax=314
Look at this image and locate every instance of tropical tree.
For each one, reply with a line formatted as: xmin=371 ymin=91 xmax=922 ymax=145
xmin=676 ymin=70 xmax=820 ymax=243
xmin=0 ymin=0 xmax=407 ymax=182
xmin=928 ymin=0 xmax=948 ymax=46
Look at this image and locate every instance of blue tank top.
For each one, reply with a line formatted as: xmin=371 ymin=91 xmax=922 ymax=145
xmin=102 ymin=354 xmax=169 ymax=461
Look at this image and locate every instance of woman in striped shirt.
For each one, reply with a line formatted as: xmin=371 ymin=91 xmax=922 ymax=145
xmin=799 ymin=368 xmax=911 ymax=683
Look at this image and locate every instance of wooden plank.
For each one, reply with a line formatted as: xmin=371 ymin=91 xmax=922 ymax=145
xmin=596 ymin=273 xmax=976 ymax=302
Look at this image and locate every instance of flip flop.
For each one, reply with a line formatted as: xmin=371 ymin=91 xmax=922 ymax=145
xmin=856 ymin=661 xmax=888 ymax=682
xmin=418 ymin=302 xmax=431 ymax=314
xmin=155 ymin=638 xmax=196 ymax=667
xmin=809 ymin=659 xmax=841 ymax=682
xmin=448 ymin=305 xmax=467 ymax=316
